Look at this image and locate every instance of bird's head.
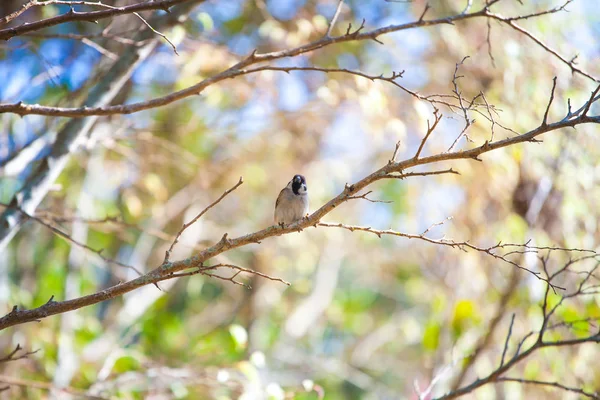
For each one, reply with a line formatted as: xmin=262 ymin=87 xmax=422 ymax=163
xmin=290 ymin=174 xmax=307 ymax=195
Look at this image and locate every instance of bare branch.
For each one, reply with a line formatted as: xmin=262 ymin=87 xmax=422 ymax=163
xmin=347 ymin=191 xmax=392 ymax=204
xmin=317 ymin=222 xmax=566 ymax=286
xmin=436 ymin=256 xmax=600 ymax=399
xmin=486 ymin=9 xmax=599 ymax=82
xmin=500 ymin=313 xmax=516 ymax=367
xmin=0 ymin=344 xmax=39 ymax=363
xmin=132 ymin=11 xmax=179 ymax=55
xmin=448 ymin=57 xmax=475 ymax=151
xmin=390 ymin=140 xmax=402 ymax=164
xmin=435 ymin=330 xmax=600 ymax=399
xmin=418 ymin=3 xmax=431 ymax=22
xmin=385 ymin=169 xmax=460 ymax=179
xmin=35 ymin=210 xmax=200 ymax=250
xmin=542 ymin=77 xmax=557 ymax=126
xmin=0 ymin=0 xmax=198 ymax=41
xmin=0 ymin=202 xmax=143 ymax=276
xmin=2 ymin=2 xmax=596 ymax=117
xmin=0 ymin=86 xmax=598 ymax=330
xmin=479 ymin=92 xmax=497 ymax=141
xmin=325 ymin=0 xmax=345 ymax=37
xmin=0 ymin=1 xmax=202 ymax=254
xmin=169 ymin=263 xmax=290 ymax=287
xmin=496 ymin=377 xmax=599 ymax=399
xmin=414 ymin=108 xmax=442 ymax=159
xmin=505 ymin=0 xmax=574 ymax=22
xmin=3 ymin=1 xmax=178 ymax=53
xmin=164 ymin=177 xmax=244 ymax=263
xmin=581 ymin=84 xmax=600 ymax=117
xmin=0 ymin=0 xmax=38 ymax=26
xmin=485 ymin=18 xmax=496 ymax=66
xmin=421 ymin=217 xmax=453 ymax=236
xmin=462 ymin=0 xmax=473 ymax=14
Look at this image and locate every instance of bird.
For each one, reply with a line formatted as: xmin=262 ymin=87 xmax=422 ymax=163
xmin=274 ymin=174 xmax=309 ymax=226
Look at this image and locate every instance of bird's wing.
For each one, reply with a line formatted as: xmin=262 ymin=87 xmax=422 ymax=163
xmin=275 ymin=187 xmax=286 ymax=209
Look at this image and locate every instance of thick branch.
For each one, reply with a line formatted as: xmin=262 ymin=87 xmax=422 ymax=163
xmin=0 ymin=94 xmax=598 ymax=330
xmin=1 ymin=2 xmax=595 ymax=117
xmin=0 ymin=0 xmax=194 ymax=40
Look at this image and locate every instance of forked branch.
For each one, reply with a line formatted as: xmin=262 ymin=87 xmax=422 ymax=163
xmin=0 ymin=84 xmax=598 ymax=331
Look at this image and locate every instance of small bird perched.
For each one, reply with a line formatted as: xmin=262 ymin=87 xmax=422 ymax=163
xmin=274 ymin=174 xmax=309 ymax=226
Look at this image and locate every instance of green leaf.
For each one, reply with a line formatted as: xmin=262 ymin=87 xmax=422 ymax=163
xmin=229 ymin=324 xmax=248 ymax=350
xmin=113 ymin=354 xmax=141 ymax=374
xmin=196 ymin=12 xmax=214 ymax=32
xmin=423 ymin=321 xmax=441 ymax=351
xmin=451 ymin=299 xmax=480 ymax=339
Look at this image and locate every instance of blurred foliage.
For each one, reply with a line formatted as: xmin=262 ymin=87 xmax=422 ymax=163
xmin=1 ymin=0 xmax=600 ymax=399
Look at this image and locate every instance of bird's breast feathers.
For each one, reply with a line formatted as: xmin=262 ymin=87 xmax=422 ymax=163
xmin=274 ymin=188 xmax=309 ymax=224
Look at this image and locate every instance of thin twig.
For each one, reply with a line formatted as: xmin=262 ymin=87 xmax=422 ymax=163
xmin=415 ymin=108 xmax=442 ymax=159
xmin=448 ymin=57 xmax=475 ymax=151
xmin=0 ymin=203 xmax=143 ymax=276
xmin=325 ymin=0 xmax=344 ymax=37
xmin=317 ymin=222 xmax=565 ymax=287
xmin=420 ymin=216 xmax=453 ymax=236
xmin=485 ymin=18 xmax=496 ymax=67
xmin=133 ymin=11 xmax=179 ymax=55
xmin=496 ymin=377 xmax=599 ymax=399
xmin=486 ymin=7 xmax=599 ymax=82
xmin=479 ymin=92 xmax=496 ymax=141
xmin=163 ymin=177 xmax=244 ymax=263
xmin=542 ymin=77 xmax=557 ymax=126
xmin=385 ymin=168 xmax=460 ymax=179
xmin=418 ymin=3 xmax=431 ymax=22
xmin=500 ymin=314 xmax=516 ymax=367
xmin=390 ymin=140 xmax=402 ymax=164
xmin=168 ymin=263 xmax=290 ymax=286
xmin=347 ymin=190 xmax=393 ymax=204
xmin=0 ymin=344 xmax=39 ymax=363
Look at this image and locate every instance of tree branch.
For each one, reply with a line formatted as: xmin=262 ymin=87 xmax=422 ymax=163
xmin=0 ymin=344 xmax=39 ymax=363
xmin=496 ymin=377 xmax=599 ymax=399
xmin=0 ymin=89 xmax=598 ymax=330
xmin=435 ymin=256 xmax=600 ymax=399
xmin=169 ymin=263 xmax=290 ymax=287
xmin=163 ymin=177 xmax=244 ymax=263
xmin=486 ymin=7 xmax=598 ymax=82
xmin=1 ymin=2 xmax=595 ymax=117
xmin=414 ymin=108 xmax=442 ymax=159
xmin=0 ymin=0 xmax=197 ymax=40
xmin=325 ymin=0 xmax=345 ymax=37
xmin=0 ymin=202 xmax=143 ymax=276
xmin=0 ymin=1 xmax=205 ymax=254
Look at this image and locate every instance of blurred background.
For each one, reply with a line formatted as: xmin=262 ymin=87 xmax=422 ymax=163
xmin=1 ymin=0 xmax=600 ymax=398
